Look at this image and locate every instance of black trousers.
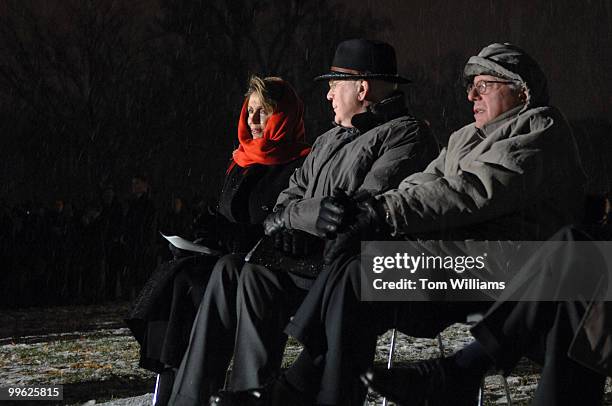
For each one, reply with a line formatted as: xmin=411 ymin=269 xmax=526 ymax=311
xmin=170 ymin=256 xmax=314 ymax=405
xmin=229 ymin=263 xmax=313 ymax=390
xmin=126 ymin=254 xmax=217 ymax=372
xmin=473 ymin=301 xmax=606 ymax=406
xmin=285 ymin=255 xmax=488 ymax=405
xmin=169 ymin=253 xmax=245 ymax=406
xmin=472 ymin=226 xmax=609 ymax=406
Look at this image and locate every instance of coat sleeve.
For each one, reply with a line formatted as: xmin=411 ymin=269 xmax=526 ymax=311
xmin=358 ymin=121 xmax=439 ymax=194
xmin=282 ymin=122 xmax=439 ymax=236
xmin=397 ymin=147 xmax=447 ymax=189
xmin=381 ymin=109 xmax=580 ymax=235
xmin=274 ymin=136 xmax=323 ymax=234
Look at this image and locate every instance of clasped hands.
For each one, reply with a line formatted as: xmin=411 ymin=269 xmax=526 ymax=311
xmin=263 ymin=190 xmax=389 ymax=263
xmin=316 ymin=189 xmax=389 ymax=264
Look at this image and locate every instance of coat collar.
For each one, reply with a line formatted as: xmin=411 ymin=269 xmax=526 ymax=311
xmin=335 ymin=91 xmax=408 ymax=134
xmin=479 ymin=104 xmax=524 ymax=136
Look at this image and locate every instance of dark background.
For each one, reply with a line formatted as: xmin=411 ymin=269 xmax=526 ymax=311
xmin=0 ymin=0 xmax=609 ymax=208
xmin=0 ymin=0 xmax=610 ymax=307
xmin=0 ymin=4 xmax=609 ymax=402
xmin=0 ymin=0 xmax=377 ymax=208
xmin=373 ymin=0 xmax=612 ymax=194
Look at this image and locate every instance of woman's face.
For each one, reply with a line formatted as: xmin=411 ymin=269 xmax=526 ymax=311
xmin=247 ymin=94 xmax=271 ymax=139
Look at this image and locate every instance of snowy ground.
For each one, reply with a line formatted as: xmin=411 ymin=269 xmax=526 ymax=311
xmin=1 ymin=303 xmax=610 ymax=405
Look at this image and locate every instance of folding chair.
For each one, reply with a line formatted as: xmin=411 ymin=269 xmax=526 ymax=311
xmin=381 ymin=313 xmax=512 ymax=406
xmin=152 ymin=374 xmax=160 ymax=405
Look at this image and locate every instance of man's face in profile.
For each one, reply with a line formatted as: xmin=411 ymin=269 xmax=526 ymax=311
xmin=467 ymin=74 xmax=525 ymax=128
xmin=326 ymin=80 xmax=365 ymax=128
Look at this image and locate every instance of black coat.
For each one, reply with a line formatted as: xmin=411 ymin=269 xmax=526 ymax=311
xmin=126 ymin=157 xmax=305 ymax=372
xmin=219 ymin=161 xmax=302 ymax=225
xmin=203 ymin=160 xmax=304 ymax=253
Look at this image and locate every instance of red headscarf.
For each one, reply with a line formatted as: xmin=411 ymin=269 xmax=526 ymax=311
xmin=230 ymin=80 xmax=310 ymax=170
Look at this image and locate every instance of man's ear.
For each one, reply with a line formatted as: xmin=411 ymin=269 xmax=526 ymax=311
xmin=357 ymin=80 xmax=369 ymax=102
xmin=518 ymin=86 xmax=528 ymax=103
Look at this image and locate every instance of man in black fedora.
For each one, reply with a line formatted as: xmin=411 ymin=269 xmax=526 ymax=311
xmin=295 ymin=42 xmax=587 ymax=406
xmin=168 ymin=39 xmax=439 ymax=406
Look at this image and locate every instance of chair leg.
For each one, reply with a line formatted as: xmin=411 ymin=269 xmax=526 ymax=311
xmin=434 ymin=318 xmax=511 ymax=406
xmin=378 ymin=329 xmax=505 ymax=406
xmin=152 ymin=374 xmax=160 ymax=406
xmin=381 ymin=328 xmax=398 ymax=406
xmin=387 ymin=328 xmax=398 ymax=368
xmin=501 ymin=375 xmax=512 ymax=406
xmin=437 ymin=334 xmax=446 ymax=358
xmin=477 ymin=376 xmax=485 ymax=406
xmin=438 ymin=333 xmax=487 ymax=406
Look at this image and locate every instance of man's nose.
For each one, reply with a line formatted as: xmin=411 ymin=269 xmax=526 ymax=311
xmin=467 ymin=87 xmax=480 ymax=102
xmin=326 ymin=88 xmax=334 ymax=101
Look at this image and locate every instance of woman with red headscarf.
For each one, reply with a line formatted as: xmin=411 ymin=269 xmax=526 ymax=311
xmin=126 ymin=76 xmax=309 ymax=405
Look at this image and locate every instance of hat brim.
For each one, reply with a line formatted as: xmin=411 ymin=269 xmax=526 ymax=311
xmin=463 ymin=57 xmax=523 ymax=83
xmin=314 ymin=71 xmax=411 ymax=84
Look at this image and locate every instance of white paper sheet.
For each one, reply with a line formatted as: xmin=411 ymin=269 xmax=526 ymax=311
xmin=161 ymin=233 xmax=223 ymax=256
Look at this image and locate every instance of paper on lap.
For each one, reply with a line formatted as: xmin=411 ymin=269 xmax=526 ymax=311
xmin=160 ymin=233 xmax=223 ymax=256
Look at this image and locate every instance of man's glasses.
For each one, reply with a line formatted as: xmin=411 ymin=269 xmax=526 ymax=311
xmin=466 ymin=80 xmax=516 ymax=95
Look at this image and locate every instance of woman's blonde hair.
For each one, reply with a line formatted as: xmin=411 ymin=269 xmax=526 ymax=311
xmin=245 ymin=75 xmax=285 ymax=113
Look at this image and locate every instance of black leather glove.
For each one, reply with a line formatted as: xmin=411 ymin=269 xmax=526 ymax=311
xmin=323 ymin=195 xmax=390 ymax=265
xmin=317 ymin=189 xmax=380 ymax=239
xmin=316 ymin=189 xmax=358 ymax=239
xmin=273 ymin=229 xmax=315 ymax=257
xmin=263 ymin=208 xmax=285 ymax=236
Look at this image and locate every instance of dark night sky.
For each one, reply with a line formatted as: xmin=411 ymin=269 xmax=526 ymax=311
xmin=0 ymin=0 xmax=610 ymax=203
xmin=355 ymin=0 xmax=611 ymax=121
xmin=340 ymin=0 xmax=612 ymax=193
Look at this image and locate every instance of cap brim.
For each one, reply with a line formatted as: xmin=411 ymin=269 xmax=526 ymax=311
xmin=463 ymin=57 xmax=522 ymax=83
xmin=314 ymin=71 xmax=411 ymax=84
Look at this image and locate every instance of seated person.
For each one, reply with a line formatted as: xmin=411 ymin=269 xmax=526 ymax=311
xmin=256 ymin=43 xmax=586 ymax=406
xmin=169 ymin=39 xmax=439 ymax=406
xmin=364 ymin=220 xmax=612 ymax=406
xmin=125 ymin=75 xmax=310 ymax=406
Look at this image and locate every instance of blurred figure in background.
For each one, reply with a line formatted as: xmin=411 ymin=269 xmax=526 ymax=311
xmin=122 ymin=174 xmax=158 ymax=299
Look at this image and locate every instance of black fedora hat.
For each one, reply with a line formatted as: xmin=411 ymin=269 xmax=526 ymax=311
xmin=314 ymin=39 xmax=410 ymax=84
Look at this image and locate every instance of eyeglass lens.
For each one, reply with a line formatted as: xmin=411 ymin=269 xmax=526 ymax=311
xmin=467 ymin=80 xmax=513 ymax=95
